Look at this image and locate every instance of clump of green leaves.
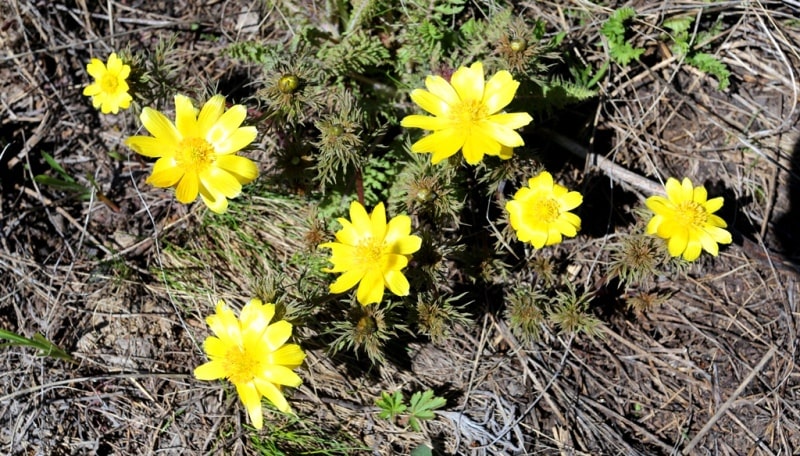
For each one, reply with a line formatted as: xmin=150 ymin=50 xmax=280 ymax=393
xmin=376 ymin=389 xmax=447 ymax=431
xmin=390 ymin=150 xmax=465 ymax=227
xmin=312 ymin=89 xmax=369 ymax=189
xmin=607 ymin=234 xmax=668 ymax=290
xmin=549 ymin=282 xmax=601 ymax=336
xmin=663 ymin=16 xmax=731 ymax=90
xmin=505 ymin=286 xmax=547 ymax=343
xmin=626 ymin=289 xmax=672 ymax=313
xmin=329 ymin=302 xmax=408 ymax=364
xmin=414 ymin=292 xmax=471 ymax=344
xmin=601 ymin=7 xmax=645 ymax=66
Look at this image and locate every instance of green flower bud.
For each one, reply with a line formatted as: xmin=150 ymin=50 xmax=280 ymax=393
xmin=278 ymin=74 xmax=300 ymax=93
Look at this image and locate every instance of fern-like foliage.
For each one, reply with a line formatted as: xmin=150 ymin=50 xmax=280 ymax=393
xmin=663 ymin=15 xmax=731 ymax=90
xmin=600 ymin=7 xmax=645 ymax=66
xmin=317 ymin=30 xmax=390 ymax=77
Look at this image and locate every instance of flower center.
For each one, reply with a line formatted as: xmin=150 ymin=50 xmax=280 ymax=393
xmin=224 ymin=346 xmax=262 ymax=385
xmin=451 ymin=99 xmax=488 ymax=125
xmin=530 ymin=197 xmax=560 ymax=223
xmin=675 ymin=201 xmax=708 ymax=228
xmin=355 ymin=237 xmax=384 ymax=266
xmin=101 ymin=73 xmax=119 ymax=93
xmin=176 ymin=137 xmax=215 ymax=172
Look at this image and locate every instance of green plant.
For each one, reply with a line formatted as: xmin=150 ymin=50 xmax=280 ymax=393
xmin=376 ymin=389 xmax=446 ymax=431
xmin=376 ymin=390 xmax=407 ymax=421
xmin=34 ymin=151 xmax=91 ymax=197
xmin=600 ymin=7 xmax=645 ymax=66
xmin=0 ymin=328 xmax=74 ymax=363
xmin=663 ymin=15 xmax=731 ymax=89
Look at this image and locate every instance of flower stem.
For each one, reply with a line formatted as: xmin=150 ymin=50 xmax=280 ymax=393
xmin=355 ymin=167 xmax=364 ymax=206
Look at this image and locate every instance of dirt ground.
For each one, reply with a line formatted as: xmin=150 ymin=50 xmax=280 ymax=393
xmin=2 ymin=0 xmax=800 ymax=455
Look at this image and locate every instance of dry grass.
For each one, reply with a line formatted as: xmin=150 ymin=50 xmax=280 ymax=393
xmin=2 ymin=0 xmax=800 ymax=455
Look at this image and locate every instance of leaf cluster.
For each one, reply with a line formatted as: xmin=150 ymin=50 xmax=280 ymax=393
xmin=376 ymin=389 xmax=447 ymax=432
xmin=600 ymin=7 xmax=645 ymax=66
xmin=663 ymin=16 xmax=731 ymax=90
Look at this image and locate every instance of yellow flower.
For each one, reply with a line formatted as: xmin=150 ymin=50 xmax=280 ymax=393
xmin=194 ymin=299 xmax=305 ymax=430
xmin=321 ymin=201 xmax=422 ymax=305
xmin=505 ymin=171 xmax=582 ymax=248
xmin=82 ymin=52 xmax=133 ymax=114
xmin=646 ymin=177 xmax=732 ymax=261
xmin=125 ymin=94 xmax=259 ymax=213
xmin=401 ymin=62 xmax=533 ymax=165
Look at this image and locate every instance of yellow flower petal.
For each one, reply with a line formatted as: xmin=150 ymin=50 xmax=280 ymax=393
xmin=86 ymin=59 xmax=106 ymax=79
xmin=408 ymin=89 xmax=452 ymax=118
xmin=261 ymin=365 xmax=303 ymax=386
xmin=196 ymin=95 xmax=225 ymax=134
xmin=413 ymin=129 xmax=466 ymax=164
xmin=199 ymin=186 xmax=229 ymax=214
xmin=194 ymin=360 xmax=226 ymax=380
xmin=370 ymin=202 xmax=387 ymax=240
xmin=400 ymin=114 xmax=452 ymax=131
xmin=269 ymin=344 xmax=306 ymax=369
xmin=380 ymin=253 xmax=409 ymax=271
xmin=126 ymin=136 xmax=169 ymax=158
xmin=357 ymin=269 xmax=385 ymax=305
xmin=175 ymin=171 xmax=200 ymax=203
xmin=329 ymin=269 xmax=365 ymax=294
xmin=683 ymin=237 xmax=703 ymax=261
xmin=487 ymin=112 xmax=533 ymax=131
xmin=699 ymin=231 xmax=720 ymax=256
xmin=239 ymin=299 xmax=272 ymax=336
xmin=664 ymin=178 xmax=683 ymax=202
xmin=236 ymin=382 xmax=263 ymax=429
xmin=174 ymin=95 xmax=200 ymax=139
xmin=667 ymin=231 xmax=689 ymax=258
xmin=207 ymin=104 xmax=247 ymax=146
xmin=706 ymin=225 xmax=732 ymax=244
xmin=214 ymin=127 xmax=258 ymax=155
xmin=203 ymin=336 xmax=227 ymax=358
xmin=216 ymin=155 xmax=259 ymax=183
xmin=424 ymin=75 xmax=460 ymax=106
xmin=450 ymin=62 xmax=484 ymax=101
xmin=140 ymin=108 xmax=181 ymax=146
xmin=705 ymin=196 xmax=724 ymax=214
xmin=106 ymin=53 xmax=123 ymax=73
xmin=200 ymin=167 xmax=242 ymax=199
xmin=254 ymin=379 xmax=290 ymax=413
xmin=693 ymin=185 xmax=708 ymax=203
xmin=147 ymin=157 xmax=183 ymax=188
xmin=482 ymin=71 xmax=517 ymax=114
xmin=263 ymin=320 xmax=293 ymax=351
xmin=461 ymin=130 xmax=500 ymax=164
xmin=384 ymin=270 xmax=410 ymax=296
xmin=83 ymin=83 xmax=101 ymax=97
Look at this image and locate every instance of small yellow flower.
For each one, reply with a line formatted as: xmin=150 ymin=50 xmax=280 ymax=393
xmin=646 ymin=177 xmax=732 ymax=261
xmin=82 ymin=52 xmax=133 ymax=114
xmin=401 ymin=62 xmax=533 ymax=165
xmin=194 ymin=299 xmax=305 ymax=430
xmin=321 ymin=201 xmax=422 ymax=305
xmin=125 ymin=94 xmax=259 ymax=213
xmin=505 ymin=171 xmax=582 ymax=248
